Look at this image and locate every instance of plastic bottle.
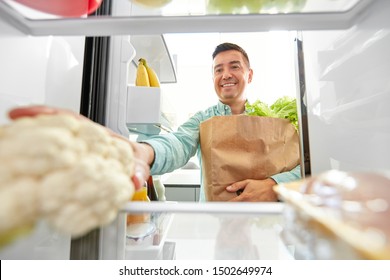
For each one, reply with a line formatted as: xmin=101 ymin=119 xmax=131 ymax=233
xmin=126 ymin=186 xmax=150 ymax=225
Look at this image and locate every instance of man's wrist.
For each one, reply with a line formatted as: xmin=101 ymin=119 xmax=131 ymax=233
xmin=138 ymin=142 xmax=156 ymax=168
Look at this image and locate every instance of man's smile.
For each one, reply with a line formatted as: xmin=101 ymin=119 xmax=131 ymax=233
xmin=221 ymin=82 xmax=236 ymax=87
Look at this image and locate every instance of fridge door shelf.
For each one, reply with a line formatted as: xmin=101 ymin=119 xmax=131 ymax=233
xmin=131 ymin=35 xmax=177 ymax=84
xmin=126 ymin=85 xmax=173 ymax=136
xmin=125 ymin=212 xmax=174 ymax=260
xmin=127 ymin=122 xmax=172 ymax=136
xmin=126 ymin=86 xmax=161 ymax=124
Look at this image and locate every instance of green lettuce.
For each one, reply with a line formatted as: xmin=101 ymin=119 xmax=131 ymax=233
xmin=245 ymin=96 xmax=298 ymax=130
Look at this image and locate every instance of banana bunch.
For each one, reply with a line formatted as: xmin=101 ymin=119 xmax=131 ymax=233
xmin=135 ymin=58 xmax=160 ymax=87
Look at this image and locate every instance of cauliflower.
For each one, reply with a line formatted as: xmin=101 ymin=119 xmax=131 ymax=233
xmin=0 ymin=114 xmax=135 ymax=241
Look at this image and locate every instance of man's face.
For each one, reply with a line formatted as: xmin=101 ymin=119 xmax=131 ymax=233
xmin=212 ymin=50 xmax=253 ymax=105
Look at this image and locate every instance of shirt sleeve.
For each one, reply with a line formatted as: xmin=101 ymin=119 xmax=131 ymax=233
xmin=270 ymin=164 xmax=301 ymax=184
xmin=139 ymin=113 xmax=203 ymax=175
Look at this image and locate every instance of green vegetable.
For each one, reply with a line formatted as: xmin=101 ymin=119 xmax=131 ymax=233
xmin=245 ymin=96 xmax=298 ymax=130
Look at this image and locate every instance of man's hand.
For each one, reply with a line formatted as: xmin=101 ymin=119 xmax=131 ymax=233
xmin=226 ymin=178 xmax=279 ymax=202
xmin=8 ymin=105 xmax=150 ymax=190
xmin=129 ymin=142 xmax=155 ymax=189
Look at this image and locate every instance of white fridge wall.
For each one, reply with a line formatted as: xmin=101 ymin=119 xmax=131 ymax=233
xmin=302 ymin=0 xmax=390 ymax=174
xmin=0 ymin=34 xmax=85 ymax=125
xmin=0 ymin=31 xmax=85 ymax=259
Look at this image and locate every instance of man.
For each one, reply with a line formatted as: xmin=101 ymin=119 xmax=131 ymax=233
xmin=10 ymin=43 xmax=300 ymax=201
xmin=136 ymin=42 xmax=301 ymax=202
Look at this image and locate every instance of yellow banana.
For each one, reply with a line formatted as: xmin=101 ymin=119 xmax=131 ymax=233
xmin=135 ymin=59 xmax=150 ymax=87
xmin=140 ymin=58 xmax=161 ymax=88
xmin=147 ymin=67 xmax=160 ymax=87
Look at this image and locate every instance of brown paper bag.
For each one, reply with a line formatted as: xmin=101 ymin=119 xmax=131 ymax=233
xmin=200 ymin=115 xmax=300 ymax=201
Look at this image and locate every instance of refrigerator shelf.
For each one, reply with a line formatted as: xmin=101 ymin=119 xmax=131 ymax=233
xmin=0 ymin=0 xmax=376 ymax=36
xmin=121 ymin=201 xmax=284 ymax=214
xmin=121 ymin=202 xmax=291 ymax=260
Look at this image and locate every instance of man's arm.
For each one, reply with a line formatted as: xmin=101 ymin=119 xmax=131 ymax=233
xmin=8 ymin=105 xmax=152 ymax=190
xmin=270 ymin=165 xmax=301 ymax=184
xmin=133 ymin=142 xmax=155 ymax=168
xmin=139 ymin=113 xmax=203 ymax=175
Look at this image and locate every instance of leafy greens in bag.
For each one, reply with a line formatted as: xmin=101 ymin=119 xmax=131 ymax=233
xmin=245 ymin=96 xmax=298 ymax=130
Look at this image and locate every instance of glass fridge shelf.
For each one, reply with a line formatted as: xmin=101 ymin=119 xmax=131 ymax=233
xmin=0 ymin=0 xmax=376 ymax=36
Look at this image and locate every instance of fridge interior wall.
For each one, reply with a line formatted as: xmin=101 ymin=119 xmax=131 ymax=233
xmin=301 ymin=0 xmax=390 ymax=175
xmin=0 ymin=24 xmax=86 ymax=258
xmin=0 ymin=35 xmax=85 ymax=125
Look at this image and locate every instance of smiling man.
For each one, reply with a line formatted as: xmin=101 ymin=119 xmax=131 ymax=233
xmin=137 ymin=42 xmax=301 ymax=202
xmin=212 ymin=43 xmax=253 ymax=114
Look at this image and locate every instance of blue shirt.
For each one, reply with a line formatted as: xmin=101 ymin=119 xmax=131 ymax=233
xmin=140 ymin=100 xmax=301 ymax=201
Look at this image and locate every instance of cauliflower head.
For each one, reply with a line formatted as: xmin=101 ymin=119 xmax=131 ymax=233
xmin=0 ymin=114 xmax=135 ymax=240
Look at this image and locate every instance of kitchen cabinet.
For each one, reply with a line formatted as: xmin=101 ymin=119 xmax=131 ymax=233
xmin=164 ymin=185 xmax=200 ymax=202
xmin=161 ymin=168 xmax=201 ymax=202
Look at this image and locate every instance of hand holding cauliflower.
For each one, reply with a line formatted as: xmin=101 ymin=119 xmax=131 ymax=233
xmin=0 ymin=107 xmax=144 ymax=245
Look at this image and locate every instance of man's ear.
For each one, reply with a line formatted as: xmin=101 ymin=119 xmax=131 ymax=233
xmin=248 ymin=68 xmax=254 ymax=83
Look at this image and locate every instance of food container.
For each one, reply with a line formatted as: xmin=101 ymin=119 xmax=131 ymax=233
xmin=126 ymin=222 xmax=156 ymax=247
xmin=125 ymin=212 xmax=173 ymax=260
xmin=274 ymin=170 xmax=390 ymax=260
xmin=13 ymin=0 xmax=103 ymax=17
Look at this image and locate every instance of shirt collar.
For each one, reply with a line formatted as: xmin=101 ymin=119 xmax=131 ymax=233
xmin=216 ymin=100 xmax=231 ymax=115
xmin=217 ymin=100 xmax=249 ymax=115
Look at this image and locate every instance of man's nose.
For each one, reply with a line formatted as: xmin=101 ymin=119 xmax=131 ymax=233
xmin=222 ymin=70 xmax=232 ymax=79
